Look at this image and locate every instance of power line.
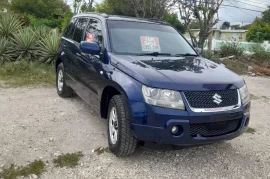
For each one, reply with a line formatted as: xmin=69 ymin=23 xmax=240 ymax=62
xmin=225 ymin=0 xmax=258 ymax=17
xmin=221 ymin=4 xmax=263 ymax=12
xmin=230 ymin=0 xmax=267 ymax=10
xmin=243 ymin=0 xmax=270 ymax=5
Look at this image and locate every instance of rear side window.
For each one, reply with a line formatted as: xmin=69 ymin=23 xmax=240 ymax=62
xmin=84 ymin=18 xmax=103 ymax=47
xmin=63 ymin=18 xmax=77 ymax=39
xmin=73 ymin=18 xmax=88 ymax=43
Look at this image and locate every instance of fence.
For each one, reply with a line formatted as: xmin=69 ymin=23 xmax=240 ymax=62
xmin=186 ymin=39 xmax=270 ymax=52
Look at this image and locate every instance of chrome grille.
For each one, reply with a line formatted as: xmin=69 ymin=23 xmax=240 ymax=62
xmin=184 ymin=90 xmax=239 ymax=109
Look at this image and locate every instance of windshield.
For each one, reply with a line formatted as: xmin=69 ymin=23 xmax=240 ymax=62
xmin=107 ymin=20 xmax=197 ymax=56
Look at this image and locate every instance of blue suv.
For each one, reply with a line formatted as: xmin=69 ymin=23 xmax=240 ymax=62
xmin=56 ymin=13 xmax=251 ymax=156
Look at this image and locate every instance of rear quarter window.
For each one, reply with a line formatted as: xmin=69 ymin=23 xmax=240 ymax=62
xmin=63 ymin=18 xmax=77 ymax=39
xmin=73 ymin=18 xmax=88 ymax=43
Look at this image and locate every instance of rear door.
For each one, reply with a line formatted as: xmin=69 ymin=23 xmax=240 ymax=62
xmin=70 ymin=17 xmax=89 ymax=82
xmin=60 ymin=18 xmax=77 ymax=78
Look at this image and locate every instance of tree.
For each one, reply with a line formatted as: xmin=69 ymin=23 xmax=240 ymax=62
xmin=246 ymin=18 xmax=270 ymax=43
xmin=262 ymin=6 xmax=270 ymax=24
xmin=11 ymin=0 xmax=70 ymax=19
xmin=164 ymin=12 xmax=186 ymax=33
xmin=95 ymin=0 xmax=185 ymax=33
xmin=128 ymin=0 xmax=175 ymax=19
xmin=221 ymin=21 xmax=230 ymax=29
xmin=177 ymin=0 xmax=224 ymax=49
xmin=95 ymin=0 xmax=135 ymax=16
xmin=74 ymin=0 xmax=83 ymax=14
xmin=0 ymin=0 xmax=9 ymax=12
xmin=189 ymin=20 xmax=200 ymax=29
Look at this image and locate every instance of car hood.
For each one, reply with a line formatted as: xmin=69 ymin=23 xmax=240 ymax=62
xmin=110 ymin=54 xmax=244 ymax=91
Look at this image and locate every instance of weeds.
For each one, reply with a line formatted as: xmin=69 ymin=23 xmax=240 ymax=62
xmin=202 ymin=50 xmax=219 ymax=62
xmin=246 ymin=127 xmax=256 ymax=134
xmin=220 ymin=41 xmax=244 ymax=57
xmin=251 ymin=46 xmax=270 ymax=62
xmin=0 ymin=160 xmax=45 ymax=179
xmin=53 ymin=152 xmax=84 ymax=168
xmin=250 ymin=94 xmax=259 ymax=100
xmin=93 ymin=147 xmax=110 ymax=155
xmin=0 ymin=60 xmax=55 ymax=87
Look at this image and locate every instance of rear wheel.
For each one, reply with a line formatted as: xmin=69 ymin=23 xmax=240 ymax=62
xmin=56 ymin=63 xmax=73 ymax=98
xmin=107 ymin=95 xmax=137 ymax=156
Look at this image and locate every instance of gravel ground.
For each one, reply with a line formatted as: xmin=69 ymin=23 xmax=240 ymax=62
xmin=0 ymin=76 xmax=270 ymax=179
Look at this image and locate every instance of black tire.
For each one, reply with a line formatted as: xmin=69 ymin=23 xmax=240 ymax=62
xmin=107 ymin=95 xmax=137 ymax=156
xmin=56 ymin=63 xmax=73 ymax=98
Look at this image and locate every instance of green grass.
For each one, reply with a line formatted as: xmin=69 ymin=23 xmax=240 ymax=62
xmin=250 ymin=94 xmax=259 ymax=100
xmin=53 ymin=152 xmax=83 ymax=168
xmin=0 ymin=61 xmax=55 ymax=87
xmin=0 ymin=160 xmax=45 ymax=179
xmin=93 ymin=147 xmax=110 ymax=155
xmin=246 ymin=127 xmax=256 ymax=134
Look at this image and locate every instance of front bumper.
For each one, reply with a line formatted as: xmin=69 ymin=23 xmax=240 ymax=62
xmin=131 ymin=102 xmax=250 ymax=145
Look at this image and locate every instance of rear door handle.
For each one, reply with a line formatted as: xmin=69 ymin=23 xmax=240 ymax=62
xmin=63 ymin=44 xmax=67 ymax=48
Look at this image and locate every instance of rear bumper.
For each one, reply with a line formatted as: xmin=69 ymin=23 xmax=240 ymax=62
xmin=131 ymin=102 xmax=250 ymax=145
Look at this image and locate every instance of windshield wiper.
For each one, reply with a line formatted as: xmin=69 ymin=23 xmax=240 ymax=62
xmin=174 ymin=53 xmax=198 ymax=57
xmin=137 ymin=52 xmax=171 ymax=56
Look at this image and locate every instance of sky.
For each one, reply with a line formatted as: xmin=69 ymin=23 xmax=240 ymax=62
xmin=67 ymin=0 xmax=270 ymax=25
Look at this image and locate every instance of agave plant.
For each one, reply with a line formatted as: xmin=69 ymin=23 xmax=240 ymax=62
xmin=0 ymin=13 xmax=22 ymax=38
xmin=0 ymin=37 xmax=14 ymax=64
xmin=37 ymin=33 xmax=59 ymax=64
xmin=12 ymin=27 xmax=38 ymax=61
xmin=33 ymin=26 xmax=52 ymax=40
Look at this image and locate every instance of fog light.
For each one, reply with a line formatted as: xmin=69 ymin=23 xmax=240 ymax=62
xmin=171 ymin=126 xmax=179 ymax=134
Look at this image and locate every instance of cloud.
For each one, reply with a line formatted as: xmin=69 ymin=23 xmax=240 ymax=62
xmin=218 ymin=0 xmax=266 ymax=24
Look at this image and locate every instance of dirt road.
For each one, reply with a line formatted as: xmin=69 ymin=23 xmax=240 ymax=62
xmin=0 ymin=76 xmax=270 ymax=179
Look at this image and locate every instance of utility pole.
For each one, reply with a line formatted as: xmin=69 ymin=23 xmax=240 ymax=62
xmin=208 ymin=0 xmax=215 ymax=51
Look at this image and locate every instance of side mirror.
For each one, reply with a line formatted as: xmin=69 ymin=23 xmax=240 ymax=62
xmin=194 ymin=47 xmax=202 ymax=55
xmin=80 ymin=41 xmax=100 ymax=55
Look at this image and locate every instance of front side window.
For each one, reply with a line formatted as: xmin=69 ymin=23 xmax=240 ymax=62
xmin=84 ymin=18 xmax=103 ymax=47
xmin=107 ymin=20 xmax=197 ymax=56
xmin=73 ymin=18 xmax=88 ymax=43
xmin=63 ymin=18 xmax=77 ymax=39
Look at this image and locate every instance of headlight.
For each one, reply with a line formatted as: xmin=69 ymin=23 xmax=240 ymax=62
xmin=239 ymin=84 xmax=250 ymax=105
xmin=142 ymin=85 xmax=185 ymax=110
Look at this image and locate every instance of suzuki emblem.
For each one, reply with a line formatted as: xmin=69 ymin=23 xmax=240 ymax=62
xmin=212 ymin=93 xmax=222 ymax=105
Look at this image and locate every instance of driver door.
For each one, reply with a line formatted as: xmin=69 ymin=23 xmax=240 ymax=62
xmin=77 ymin=18 xmax=104 ymax=104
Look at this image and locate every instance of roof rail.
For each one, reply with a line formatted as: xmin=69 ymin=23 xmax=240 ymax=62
xmin=82 ymin=12 xmax=108 ymax=17
xmin=147 ymin=18 xmax=169 ymax=24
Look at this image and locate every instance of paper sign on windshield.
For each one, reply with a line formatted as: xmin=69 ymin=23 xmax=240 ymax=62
xmin=140 ymin=36 xmax=161 ymax=52
xmin=86 ymin=33 xmax=95 ymax=42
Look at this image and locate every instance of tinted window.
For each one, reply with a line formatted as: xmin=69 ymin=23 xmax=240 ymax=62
xmin=107 ymin=20 xmax=196 ymax=56
xmin=73 ymin=18 xmax=88 ymax=43
xmin=85 ymin=19 xmax=103 ymax=47
xmin=63 ymin=18 xmax=77 ymax=39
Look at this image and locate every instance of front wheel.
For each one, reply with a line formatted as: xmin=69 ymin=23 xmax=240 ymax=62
xmin=107 ymin=95 xmax=137 ymax=156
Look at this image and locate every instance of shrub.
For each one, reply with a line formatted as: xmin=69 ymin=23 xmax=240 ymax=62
xmin=12 ymin=27 xmax=38 ymax=61
xmin=28 ymin=14 xmax=61 ymax=29
xmin=38 ymin=33 xmax=59 ymax=64
xmin=246 ymin=18 xmax=270 ymax=43
xmin=202 ymin=50 xmax=219 ymax=62
xmin=0 ymin=37 xmax=14 ymax=64
xmin=61 ymin=12 xmax=73 ymax=31
xmin=220 ymin=41 xmax=244 ymax=57
xmin=251 ymin=46 xmax=270 ymax=62
xmin=0 ymin=13 xmax=22 ymax=38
